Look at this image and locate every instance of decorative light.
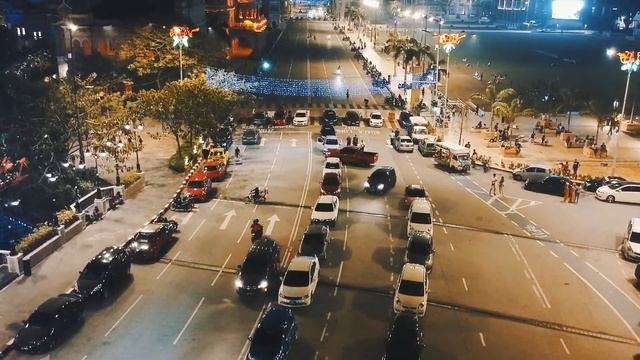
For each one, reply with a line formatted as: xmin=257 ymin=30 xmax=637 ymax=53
xmin=67 ymin=23 xmax=78 ymax=32
xmin=617 ymin=50 xmax=640 ymax=71
xmin=170 ymin=26 xmax=199 ymax=48
xmin=61 ymin=161 xmax=70 ymax=167
xmin=137 ymin=123 xmax=144 ymax=131
xmin=124 ymin=124 xmax=131 ymax=130
xmin=440 ymin=32 xmax=466 ymax=54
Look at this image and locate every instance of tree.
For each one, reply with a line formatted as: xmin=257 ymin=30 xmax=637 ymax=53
xmin=470 ymin=84 xmax=517 ymax=128
xmin=553 ymin=88 xmax=585 ymax=131
xmin=383 ymin=34 xmax=407 ymax=77
xmin=581 ymin=99 xmax=611 ymax=144
xmin=491 ymin=97 xmax=537 ymax=124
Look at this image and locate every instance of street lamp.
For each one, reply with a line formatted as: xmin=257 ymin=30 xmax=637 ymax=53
xmin=439 ymin=32 xmax=466 ymax=116
xmin=124 ymin=121 xmax=144 ymax=172
xmin=611 ymin=50 xmax=640 ymax=175
xmin=170 ymin=26 xmax=199 ymax=82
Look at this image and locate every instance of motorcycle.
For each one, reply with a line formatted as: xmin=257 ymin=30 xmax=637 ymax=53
xmin=154 ymin=216 xmax=179 ymax=234
xmin=170 ymin=195 xmax=194 ymax=212
xmin=246 ymin=187 xmax=268 ymax=204
xmin=251 ymin=227 xmax=263 ymax=242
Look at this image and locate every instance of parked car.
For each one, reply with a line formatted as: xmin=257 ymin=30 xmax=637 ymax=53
xmin=215 ymin=128 xmax=233 ymax=150
xmin=393 ymin=136 xmax=414 ymax=152
xmin=299 ymin=224 xmax=330 ymax=260
xmin=512 ymin=165 xmax=552 ymax=182
xmin=369 ymin=111 xmax=383 ymax=127
xmin=321 ymin=172 xmax=342 ymax=197
xmin=247 ymin=304 xmax=298 ymax=359
xmin=596 ymin=181 xmax=640 ymax=203
xmin=273 ymin=108 xmax=287 ymax=126
xmin=393 ymin=263 xmax=427 ymax=317
xmin=311 ymin=195 xmax=339 ymax=227
xmin=183 ymin=171 xmax=213 ymax=201
xmin=365 ymin=166 xmax=397 ymax=195
xmin=14 ymin=293 xmax=84 ymax=353
xmin=404 ymin=185 xmax=428 ymax=206
xmin=635 ymin=263 xmax=640 ymax=284
xmin=278 ymin=256 xmax=320 ymax=307
xmin=325 ymin=146 xmax=379 ymax=167
xmin=126 ymin=223 xmax=175 ymax=262
xmin=407 ymin=199 xmax=433 ymax=236
xmin=398 ymin=111 xmax=412 ymax=129
xmin=319 ymin=135 xmax=340 ymax=155
xmin=75 ymin=246 xmax=131 ymax=299
xmin=242 ymin=129 xmax=262 ymax=145
xmin=583 ymin=176 xmax=626 ymax=192
xmin=323 ymin=109 xmax=338 ymax=125
xmin=293 ymin=109 xmax=310 ymax=126
xmin=383 ymin=313 xmax=424 ymax=360
xmin=319 ymin=123 xmax=336 ymax=142
xmin=343 ymin=110 xmax=361 ymax=126
xmin=523 ymin=176 xmax=567 ymax=197
xmin=417 ymin=137 xmax=438 ymax=157
xmin=203 ymin=159 xmax=227 ymax=182
xmin=623 ymin=218 xmax=640 ymax=261
xmin=235 ymin=239 xmax=281 ymax=295
xmin=322 ymin=157 xmax=342 ymax=177
xmin=405 ymin=233 xmax=434 ymax=272
xmin=252 ymin=111 xmax=270 ymax=127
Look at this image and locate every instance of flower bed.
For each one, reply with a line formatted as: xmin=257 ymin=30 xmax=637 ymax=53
xmin=16 ymin=225 xmax=55 ymax=255
xmin=57 ymin=209 xmax=79 ymax=228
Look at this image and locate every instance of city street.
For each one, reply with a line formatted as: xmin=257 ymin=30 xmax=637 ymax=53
xmin=3 ymin=19 xmax=640 ymax=360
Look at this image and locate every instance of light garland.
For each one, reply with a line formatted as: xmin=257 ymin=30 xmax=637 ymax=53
xmin=617 ymin=51 xmax=640 ymax=72
xmin=439 ymin=32 xmax=465 ymax=54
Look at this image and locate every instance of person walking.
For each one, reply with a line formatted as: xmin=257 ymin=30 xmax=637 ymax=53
xmin=572 ymin=159 xmax=580 ymax=179
xmin=346 ymin=136 xmax=352 ymax=146
xmin=353 ymin=135 xmax=359 ymax=147
xmin=498 ymin=175 xmax=505 ymax=195
xmin=489 ymin=174 xmax=497 ymax=196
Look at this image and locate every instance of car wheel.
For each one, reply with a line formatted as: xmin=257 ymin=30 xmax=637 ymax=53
xmin=607 ymin=195 xmax=615 ymax=203
xmin=514 ymin=174 xmax=522 ymax=181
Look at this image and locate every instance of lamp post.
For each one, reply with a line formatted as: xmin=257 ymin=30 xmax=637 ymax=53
xmin=170 ymin=26 xmax=199 ymax=82
xmin=611 ymin=50 xmax=640 ymax=175
xmin=440 ymin=32 xmax=465 ymax=117
xmin=124 ymin=121 xmax=144 ymax=172
xmin=65 ymin=22 xmax=78 ymax=76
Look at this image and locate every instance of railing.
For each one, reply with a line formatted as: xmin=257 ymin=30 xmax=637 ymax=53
xmin=72 ymin=186 xmax=122 ymax=213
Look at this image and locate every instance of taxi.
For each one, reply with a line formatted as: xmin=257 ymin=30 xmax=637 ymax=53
xmin=203 ymin=158 xmax=227 ymax=182
xmin=183 ymin=171 xmax=212 ymax=201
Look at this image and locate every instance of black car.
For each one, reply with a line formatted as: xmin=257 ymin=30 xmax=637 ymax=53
xmin=343 ymin=110 xmax=361 ymax=126
xmin=215 ymin=128 xmax=233 ymax=150
xmin=126 ymin=222 xmax=176 ymax=262
xmin=635 ymin=263 xmax=640 ymax=284
xmin=248 ymin=303 xmax=298 ymax=360
xmin=319 ymin=123 xmax=336 ymax=141
xmin=75 ymin=246 xmax=131 ymax=299
xmin=399 ymin=111 xmax=412 ymax=129
xmin=14 ymin=293 xmax=84 ymax=353
xmin=252 ymin=111 xmax=270 ymax=127
xmin=323 ymin=109 xmax=338 ymax=125
xmin=583 ymin=176 xmax=626 ymax=192
xmin=364 ymin=166 xmax=397 ymax=194
xmin=405 ymin=233 xmax=434 ymax=273
xmin=523 ymin=175 xmax=567 ymax=196
xmin=298 ymin=224 xmax=330 ymax=260
xmin=384 ymin=313 xmax=424 ymax=360
xmin=242 ymin=129 xmax=262 ymax=145
xmin=235 ymin=239 xmax=281 ymax=295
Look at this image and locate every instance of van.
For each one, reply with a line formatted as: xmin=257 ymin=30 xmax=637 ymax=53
xmin=433 ymin=142 xmax=471 ymax=172
xmin=418 ymin=136 xmax=438 ymax=157
xmin=623 ymin=218 xmax=640 ymax=261
xmin=407 ymin=199 xmax=433 ymax=237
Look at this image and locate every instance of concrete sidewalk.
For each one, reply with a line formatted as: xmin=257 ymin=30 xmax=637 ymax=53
xmin=0 ymin=119 xmax=184 ymax=344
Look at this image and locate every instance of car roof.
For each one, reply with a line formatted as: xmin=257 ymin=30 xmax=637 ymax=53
xmin=140 ymin=223 xmax=164 ymax=234
xmin=306 ymin=224 xmax=328 ymax=235
xmin=243 ymin=128 xmax=258 ymax=134
xmin=204 ymin=159 xmax=222 ymax=166
xmin=631 ymin=218 xmax=640 ymax=232
xmin=406 ymin=184 xmax=424 ymax=191
xmin=189 ymin=172 xmax=207 ymax=181
xmin=36 ymin=294 xmax=80 ymax=315
xmin=526 ymin=164 xmax=550 ymax=169
xmin=398 ymin=136 xmax=412 ymax=140
xmin=317 ymin=195 xmax=337 ymax=203
xmin=408 ymin=232 xmax=432 ymax=245
xmin=261 ymin=304 xmax=294 ymax=329
xmin=248 ymin=239 xmax=279 ymax=256
xmin=411 ymin=199 xmax=432 ymax=213
xmin=288 ymin=256 xmax=315 ymax=271
xmin=325 ymin=157 xmax=340 ymax=163
xmin=323 ymin=172 xmax=340 ymax=179
xmin=295 ymin=109 xmax=308 ymax=113
xmin=325 ymin=135 xmax=338 ymax=139
xmin=401 ymin=263 xmax=426 ymax=281
xmin=92 ymin=246 xmax=122 ymax=264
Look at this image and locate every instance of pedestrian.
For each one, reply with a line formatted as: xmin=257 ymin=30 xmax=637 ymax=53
xmin=464 ymin=141 xmax=471 ymax=149
xmin=498 ymin=175 xmax=505 ymax=195
xmin=346 ymin=136 xmax=352 ymax=146
xmin=572 ymin=159 xmax=580 ymax=179
xmin=530 ymin=130 xmax=535 ymax=142
xmin=353 ymin=135 xmax=359 ymax=147
xmin=574 ymin=183 xmax=580 ymax=203
xmin=489 ymin=174 xmax=497 ymax=196
xmin=421 ymin=87 xmax=425 ymax=97
xmin=607 ymin=121 xmax=614 ymax=135
xmin=346 ymin=89 xmax=350 ymax=100
xmin=563 ymin=181 xmax=571 ymax=202
xmin=541 ymin=133 xmax=546 ymax=145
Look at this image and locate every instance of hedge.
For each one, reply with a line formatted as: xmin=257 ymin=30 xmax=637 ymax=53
xmin=56 ymin=210 xmax=79 ymax=228
xmin=122 ymin=172 xmax=142 ymax=188
xmin=16 ymin=225 xmax=56 ymax=255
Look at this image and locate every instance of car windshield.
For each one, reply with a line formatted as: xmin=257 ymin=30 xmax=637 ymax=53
xmin=408 ymin=239 xmax=431 ymax=254
xmin=400 ymin=138 xmax=412 ymax=144
xmin=609 ymin=182 xmax=623 ymax=190
xmin=399 ymin=279 xmax=424 ymax=296
xmin=187 ymin=181 xmax=204 ymax=189
xmin=371 ymin=114 xmax=382 ymax=119
xmin=325 ymin=162 xmax=340 ymax=169
xmin=347 ymin=112 xmax=358 ymax=120
xmin=283 ymin=270 xmax=309 ymax=286
xmin=315 ymin=202 xmax=334 ymax=212
xmin=295 ymin=112 xmax=306 ymax=117
xmin=303 ymin=232 xmax=324 ymax=246
xmin=630 ymin=232 xmax=640 ymax=244
xmin=414 ymin=128 xmax=428 ymax=135
xmin=243 ymin=256 xmax=268 ymax=275
xmin=406 ymin=187 xmax=426 ymax=197
xmin=204 ymin=165 xmax=219 ymax=172
xmin=27 ymin=312 xmax=55 ymax=327
xmin=81 ymin=261 xmax=107 ymax=281
xmin=325 ymin=138 xmax=338 ymax=145
xmin=135 ymin=233 xmax=154 ymax=242
xmin=254 ymin=112 xmax=265 ymax=119
xmin=252 ymin=326 xmax=282 ymax=353
xmin=243 ymin=131 xmax=257 ymax=137
xmin=323 ymin=176 xmax=340 ymax=186
xmin=410 ymin=212 xmax=431 ymax=224
xmin=458 ymin=154 xmax=470 ymax=161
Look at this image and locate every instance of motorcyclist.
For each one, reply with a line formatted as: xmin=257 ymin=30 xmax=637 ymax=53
xmin=249 ymin=185 xmax=260 ymax=202
xmin=250 ymin=219 xmax=263 ymax=242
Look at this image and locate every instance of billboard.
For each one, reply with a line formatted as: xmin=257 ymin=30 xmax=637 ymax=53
xmin=552 ymin=0 xmax=584 ymax=20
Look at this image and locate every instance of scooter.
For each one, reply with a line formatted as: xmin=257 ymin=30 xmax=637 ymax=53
xmin=251 ymin=228 xmax=263 ymax=242
xmin=170 ymin=196 xmax=194 ymax=212
xmin=154 ymin=216 xmax=179 ymax=234
xmin=246 ymin=188 xmax=268 ymax=204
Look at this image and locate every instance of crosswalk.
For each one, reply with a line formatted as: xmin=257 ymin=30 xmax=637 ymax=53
xmin=261 ymin=102 xmax=396 ymax=111
xmin=243 ymin=118 xmax=398 ymax=129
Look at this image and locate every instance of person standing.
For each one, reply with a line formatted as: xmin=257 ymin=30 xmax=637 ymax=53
xmin=574 ymin=183 xmax=580 ymax=203
xmin=346 ymin=136 xmax=352 ymax=146
xmin=489 ymin=174 xmax=497 ymax=196
xmin=572 ymin=159 xmax=580 ymax=179
xmin=498 ymin=175 xmax=505 ymax=195
xmin=353 ymin=135 xmax=359 ymax=147
xmin=563 ymin=181 xmax=571 ymax=202
xmin=346 ymin=89 xmax=350 ymax=101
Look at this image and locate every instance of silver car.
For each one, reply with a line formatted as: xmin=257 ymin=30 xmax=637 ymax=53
xmin=512 ymin=165 xmax=551 ymax=182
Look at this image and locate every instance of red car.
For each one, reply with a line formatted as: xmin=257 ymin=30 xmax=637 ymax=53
xmin=203 ymin=159 xmax=227 ymax=182
xmin=321 ymin=173 xmax=342 ymax=197
xmin=183 ymin=171 xmax=212 ymax=201
xmin=273 ymin=109 xmax=287 ymax=126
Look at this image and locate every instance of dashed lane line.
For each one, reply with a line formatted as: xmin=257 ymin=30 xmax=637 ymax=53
xmin=188 ymin=219 xmax=206 ymax=242
xmin=479 ymin=332 xmax=486 ymax=347
xmin=560 ymin=338 xmax=570 ymax=355
xmin=211 ymin=253 xmax=232 ymax=286
xmin=462 ymin=277 xmax=468 ymax=291
xmin=104 ymin=294 xmax=144 ymax=337
xmin=173 ymin=296 xmax=205 ymax=345
xmin=156 ymin=251 xmax=181 ymax=280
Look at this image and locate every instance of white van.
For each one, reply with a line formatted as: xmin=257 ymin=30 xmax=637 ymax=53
xmin=407 ymin=199 xmax=433 ymax=237
xmin=433 ymin=142 xmax=471 ymax=172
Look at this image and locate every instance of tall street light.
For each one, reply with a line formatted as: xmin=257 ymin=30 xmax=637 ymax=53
xmin=170 ymin=26 xmax=199 ymax=82
xmin=440 ymin=32 xmax=465 ymax=115
xmin=124 ymin=121 xmax=144 ymax=172
xmin=611 ymin=50 xmax=640 ymax=175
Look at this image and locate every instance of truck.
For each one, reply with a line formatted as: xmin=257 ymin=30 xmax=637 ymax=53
xmin=433 ymin=142 xmax=471 ymax=172
xmin=417 ymin=135 xmax=439 ymax=157
xmin=325 ymin=146 xmax=379 ymax=167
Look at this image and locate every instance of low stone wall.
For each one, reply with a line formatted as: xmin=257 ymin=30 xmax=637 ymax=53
xmin=124 ymin=172 xmax=145 ymax=199
xmin=23 ymin=234 xmax=62 ymax=270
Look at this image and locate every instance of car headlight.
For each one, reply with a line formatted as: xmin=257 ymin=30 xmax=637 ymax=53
xmin=235 ymin=279 xmax=243 ymax=288
xmin=258 ymin=280 xmax=268 ymax=289
xmin=418 ymin=302 xmax=425 ymax=309
xmin=139 ymin=244 xmax=149 ymax=250
xmin=364 ymin=181 xmax=370 ymax=188
xmin=395 ymin=299 xmax=401 ymax=305
xmin=377 ymin=184 xmax=384 ymax=190
xmin=302 ymin=294 xmax=310 ymax=299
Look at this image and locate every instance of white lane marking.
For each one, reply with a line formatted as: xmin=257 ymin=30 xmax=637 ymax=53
xmin=188 ymin=219 xmax=206 ymax=241
xmin=237 ymin=304 xmax=268 ymax=360
xmin=479 ymin=332 xmax=486 ymax=347
xmin=252 ymin=204 xmax=258 ymax=213
xmin=209 ymin=198 xmax=220 ymax=211
xmin=343 ymin=224 xmax=349 ymax=251
xmin=219 ymin=209 xmax=237 ymax=230
xmin=390 ymin=273 xmax=394 ymax=282
xmin=506 ymin=237 xmax=521 ymax=262
xmin=511 ymin=236 xmax=551 ymax=308
xmin=334 ymin=261 xmax=344 ymax=296
xmin=549 ymin=250 xmax=559 ymax=258
xmin=181 ymin=211 xmax=194 ymax=225
xmin=173 ymin=296 xmax=206 ymax=345
xmin=156 ymin=251 xmax=181 ymax=280
xmin=320 ymin=324 xmax=328 ymax=342
xmin=346 ymin=197 xmax=350 ymax=217
xmin=532 ymin=285 xmax=546 ymax=308
xmin=524 ymin=269 xmax=530 ymax=279
xmin=536 ymin=240 xmax=545 ymax=247
xmin=560 ymin=338 xmax=570 ymax=355
xmin=462 ymin=277 xmax=468 ymax=291
xmin=265 ymin=214 xmax=280 ymax=236
xmin=443 ymin=227 xmax=448 ymax=234
xmin=585 ymin=261 xmax=640 ymax=312
xmin=81 ymin=356 xmax=88 ymax=360
xmin=327 ymin=312 xmax=331 ymax=320
xmin=104 ymin=295 xmax=144 ymax=337
xmin=237 ymin=220 xmax=252 ymax=244
xmin=276 ymin=142 xmax=281 ymax=154
xmin=563 ymin=262 xmax=640 ymax=342
xmin=314 ymin=351 xmax=319 ymax=360
xmin=264 ymin=173 xmax=271 ymax=187
xmin=449 ymin=242 xmax=455 ymax=252
xmin=225 ymin=173 xmax=234 ymax=189
xmin=211 ymin=253 xmax=232 ymax=286
xmin=569 ymin=250 xmax=579 ymax=257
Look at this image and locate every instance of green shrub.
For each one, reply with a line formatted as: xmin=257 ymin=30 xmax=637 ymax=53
xmin=57 ymin=209 xmax=79 ymax=228
xmin=16 ymin=225 xmax=56 ymax=255
xmin=77 ymin=180 xmax=95 ymax=196
xmin=169 ymin=143 xmax=195 ymax=173
xmin=122 ymin=172 xmax=142 ymax=188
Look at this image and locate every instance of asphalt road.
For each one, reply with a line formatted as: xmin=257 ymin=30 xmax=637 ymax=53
xmin=6 ymin=19 xmax=640 ymax=360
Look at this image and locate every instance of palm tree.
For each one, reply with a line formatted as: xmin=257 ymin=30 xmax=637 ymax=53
xmin=491 ymin=97 xmax=537 ymax=124
xmin=581 ymin=99 xmax=611 ymax=145
xmin=401 ymin=39 xmax=422 ymax=85
xmin=383 ymin=34 xmax=406 ymax=77
xmin=554 ymin=88 xmax=585 ymax=131
xmin=470 ymin=84 xmax=517 ymax=128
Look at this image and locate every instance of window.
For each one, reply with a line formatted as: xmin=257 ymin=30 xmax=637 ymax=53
xmin=399 ymin=279 xmax=424 ymax=296
xmin=315 ymin=203 xmax=334 ymax=212
xmin=410 ymin=212 xmax=431 ymax=224
xmin=535 ymin=168 xmax=548 ymax=173
xmin=283 ymin=270 xmax=309 ymax=286
xmin=526 ymin=167 xmax=536 ymax=173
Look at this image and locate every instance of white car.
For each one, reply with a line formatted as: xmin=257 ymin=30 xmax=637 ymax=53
xmin=322 ymin=157 xmax=342 ymax=177
xmin=278 ymin=256 xmax=320 ymax=307
xmin=369 ymin=111 xmax=383 ymax=127
xmin=394 ymin=136 xmax=414 ymax=152
xmin=410 ymin=125 xmax=429 ymax=143
xmin=623 ymin=218 xmax=640 ymax=261
xmin=320 ymin=135 xmax=340 ymax=154
xmin=596 ymin=182 xmax=640 ymax=204
xmin=407 ymin=199 xmax=433 ymax=236
xmin=393 ymin=263 xmax=427 ymax=317
xmin=311 ymin=195 xmax=339 ymax=227
xmin=293 ymin=109 xmax=310 ymax=126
